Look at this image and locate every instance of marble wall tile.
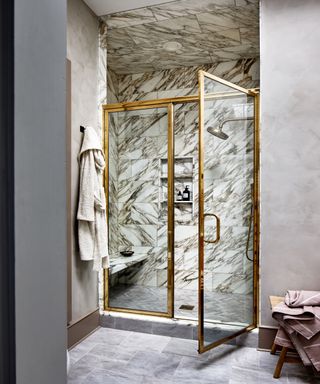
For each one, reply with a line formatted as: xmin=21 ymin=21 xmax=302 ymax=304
xmin=204 ymin=248 xmax=243 ymax=274
xmin=107 ymin=68 xmax=119 ymax=103
xmin=118 ymin=180 xmax=159 ymax=204
xmin=117 ymin=202 xmax=132 ymax=225
xmin=125 ymin=16 xmax=203 ymax=46
xmin=131 ymin=203 xmax=159 ymax=225
xmin=212 ymin=272 xmax=253 ymax=294
xmin=130 ymin=180 xmax=159 ymax=203
xmin=151 ymin=0 xmax=235 ymax=22
xmin=119 ymin=224 xmax=157 ymax=247
xmin=175 ymin=225 xmax=198 ymax=248
xmin=113 ymin=60 xmax=259 ymax=102
xmin=174 ymin=270 xmax=198 ymax=290
xmin=117 ymin=156 xmax=131 ymax=182
xmin=119 ymin=267 xmax=158 ymax=287
xmin=156 ymin=269 xmax=168 ymax=287
xmin=174 ymin=204 xmax=194 ymax=225
xmin=119 ymin=136 xmax=162 ymax=160
xmin=102 ymin=8 xmax=156 ymax=29
xmin=157 ymin=225 xmax=167 ymax=248
xmin=131 ymin=159 xmax=159 ymax=180
xmin=175 ymin=134 xmax=198 ymax=157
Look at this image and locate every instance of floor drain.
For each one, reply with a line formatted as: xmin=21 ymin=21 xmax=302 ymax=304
xmin=179 ymin=304 xmax=195 ymax=310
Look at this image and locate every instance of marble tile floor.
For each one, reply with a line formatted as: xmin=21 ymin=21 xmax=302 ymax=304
xmin=109 ymin=284 xmax=252 ymax=323
xmin=68 ymin=327 xmax=320 ymax=384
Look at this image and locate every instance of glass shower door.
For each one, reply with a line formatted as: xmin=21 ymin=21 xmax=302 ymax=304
xmin=198 ymin=70 xmax=259 ymax=353
xmin=105 ymin=103 xmax=174 ymax=317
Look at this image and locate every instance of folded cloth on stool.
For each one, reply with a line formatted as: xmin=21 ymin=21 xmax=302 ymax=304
xmin=274 ymin=326 xmax=294 ymax=349
xmin=285 ymin=291 xmax=320 ymax=308
xmin=273 ymin=294 xmax=320 ymax=372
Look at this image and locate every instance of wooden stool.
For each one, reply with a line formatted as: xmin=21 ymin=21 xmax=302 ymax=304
xmin=269 ymin=296 xmax=302 ymax=379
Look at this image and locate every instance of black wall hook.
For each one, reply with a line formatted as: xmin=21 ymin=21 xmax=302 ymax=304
xmin=80 ymin=125 xmax=86 ymax=133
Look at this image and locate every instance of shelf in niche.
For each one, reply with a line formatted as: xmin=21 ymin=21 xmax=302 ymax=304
xmin=160 ymin=156 xmax=193 ymax=161
xmin=161 ymin=200 xmax=193 ymax=204
xmin=160 ymin=174 xmax=193 ymax=179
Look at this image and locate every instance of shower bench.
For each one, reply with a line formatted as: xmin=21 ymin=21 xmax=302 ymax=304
xmin=109 ymin=254 xmax=148 ymax=275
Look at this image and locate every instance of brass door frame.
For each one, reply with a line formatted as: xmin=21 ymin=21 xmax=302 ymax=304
xmin=103 ymin=103 xmax=174 ymax=318
xmin=198 ymin=70 xmax=260 ymax=353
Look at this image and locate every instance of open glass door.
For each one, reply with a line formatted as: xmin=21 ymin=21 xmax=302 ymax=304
xmin=198 ymin=70 xmax=259 ymax=353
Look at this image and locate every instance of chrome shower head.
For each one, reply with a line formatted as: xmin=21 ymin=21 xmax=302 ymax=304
xmin=207 ymin=116 xmax=254 ymax=140
xmin=207 ymin=126 xmax=229 ymax=140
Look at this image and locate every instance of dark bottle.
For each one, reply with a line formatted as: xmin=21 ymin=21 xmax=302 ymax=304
xmin=182 ymin=185 xmax=190 ymax=201
xmin=177 ymin=191 xmax=183 ymax=201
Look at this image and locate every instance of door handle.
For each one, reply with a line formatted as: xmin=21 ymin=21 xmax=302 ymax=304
xmin=204 ymin=213 xmax=220 ymax=244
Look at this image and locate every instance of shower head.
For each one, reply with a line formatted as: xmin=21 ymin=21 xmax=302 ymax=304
xmin=207 ymin=116 xmax=254 ymax=140
xmin=207 ymin=126 xmax=229 ymax=140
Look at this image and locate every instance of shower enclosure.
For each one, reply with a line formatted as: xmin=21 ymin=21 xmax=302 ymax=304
xmin=103 ymin=71 xmax=259 ymax=353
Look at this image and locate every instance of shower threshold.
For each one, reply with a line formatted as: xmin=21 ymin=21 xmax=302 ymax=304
xmin=100 ymin=311 xmax=258 ymax=348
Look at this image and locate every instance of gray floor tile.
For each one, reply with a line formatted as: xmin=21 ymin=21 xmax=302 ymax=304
xmin=89 ymin=342 xmax=135 ymax=362
xmin=68 ymin=328 xmax=319 ymax=384
xmin=69 ymin=339 xmax=99 ymax=364
xmin=174 ymin=355 xmax=231 ymax=383
xmin=162 ymin=337 xmax=203 ymax=358
xmin=84 ymin=327 xmax=132 ymax=345
xmin=287 ymin=375 xmax=320 ymax=383
xmin=68 ymin=358 xmax=95 ymax=383
xmin=82 ymin=368 xmax=144 ymax=384
xmin=119 ymin=331 xmax=171 ymax=352
xmin=125 ymin=350 xmax=182 ymax=379
xmin=230 ymin=365 xmax=288 ymax=383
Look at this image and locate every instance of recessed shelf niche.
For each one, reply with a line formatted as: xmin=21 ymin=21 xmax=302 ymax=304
xmin=159 ymin=157 xmax=194 ymax=220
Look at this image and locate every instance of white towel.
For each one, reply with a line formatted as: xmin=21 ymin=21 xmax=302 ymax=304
xmin=77 ymin=126 xmax=109 ymax=271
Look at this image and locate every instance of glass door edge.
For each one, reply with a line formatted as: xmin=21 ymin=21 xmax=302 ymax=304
xmin=198 ymin=70 xmax=205 ymax=353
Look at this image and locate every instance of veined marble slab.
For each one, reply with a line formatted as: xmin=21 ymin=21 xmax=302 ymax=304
xmin=102 ymin=1 xmax=259 ymax=74
xmin=109 ymin=254 xmax=149 ymax=275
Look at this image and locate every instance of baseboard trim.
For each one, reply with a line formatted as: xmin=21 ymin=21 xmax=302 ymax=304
xmin=68 ymin=308 xmax=100 ymax=349
xmin=258 ymin=326 xmax=278 ymax=350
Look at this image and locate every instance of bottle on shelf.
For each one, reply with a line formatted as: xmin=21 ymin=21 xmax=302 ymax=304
xmin=182 ymin=185 xmax=190 ymax=201
xmin=177 ymin=191 xmax=183 ymax=201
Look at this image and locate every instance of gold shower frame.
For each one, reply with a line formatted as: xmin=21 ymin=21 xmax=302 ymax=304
xmin=102 ymin=73 xmax=260 ymax=352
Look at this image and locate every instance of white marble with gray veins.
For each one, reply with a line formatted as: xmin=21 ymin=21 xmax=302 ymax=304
xmin=101 ymin=0 xmax=259 ymax=74
xmin=105 ymin=59 xmax=258 ymax=317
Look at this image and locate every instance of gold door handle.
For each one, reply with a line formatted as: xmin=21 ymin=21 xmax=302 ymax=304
xmin=204 ymin=213 xmax=220 ymax=244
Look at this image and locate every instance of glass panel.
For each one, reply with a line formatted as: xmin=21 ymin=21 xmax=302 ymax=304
xmin=107 ymin=106 xmax=170 ymax=314
xmin=199 ymin=71 xmax=256 ymax=350
xmin=173 ymin=102 xmax=199 ymax=320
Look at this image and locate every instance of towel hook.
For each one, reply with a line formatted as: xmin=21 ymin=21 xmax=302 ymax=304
xmin=80 ymin=125 xmax=86 ymax=133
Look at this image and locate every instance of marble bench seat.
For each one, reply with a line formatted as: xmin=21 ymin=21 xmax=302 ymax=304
xmin=109 ymin=254 xmax=148 ymax=275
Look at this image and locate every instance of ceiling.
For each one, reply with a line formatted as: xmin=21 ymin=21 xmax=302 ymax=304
xmin=99 ymin=0 xmax=260 ymax=74
xmin=84 ymin=0 xmax=174 ymax=16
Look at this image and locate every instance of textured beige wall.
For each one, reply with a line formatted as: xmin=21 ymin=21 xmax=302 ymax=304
xmin=260 ymin=0 xmax=320 ymax=326
xmin=67 ymin=0 xmax=100 ymax=321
